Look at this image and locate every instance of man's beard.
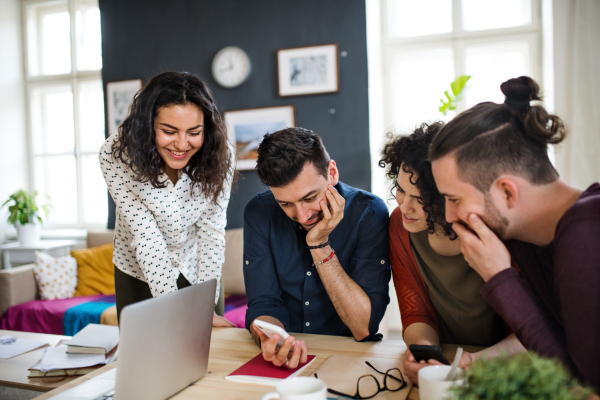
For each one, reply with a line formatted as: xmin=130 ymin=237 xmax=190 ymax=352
xmin=300 ymin=211 xmax=323 ymax=230
xmin=483 ymin=194 xmax=510 ymax=240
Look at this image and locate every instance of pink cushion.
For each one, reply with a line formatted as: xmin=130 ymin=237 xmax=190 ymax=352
xmin=224 ymin=305 xmax=248 ymax=329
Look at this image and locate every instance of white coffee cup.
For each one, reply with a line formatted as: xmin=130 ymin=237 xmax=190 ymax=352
xmin=418 ymin=365 xmax=464 ymax=400
xmin=261 ymin=377 xmax=327 ymax=400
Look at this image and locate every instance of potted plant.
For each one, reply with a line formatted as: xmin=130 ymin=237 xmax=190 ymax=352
xmin=1 ymin=190 xmax=51 ymax=246
xmin=450 ymin=352 xmax=592 ymax=400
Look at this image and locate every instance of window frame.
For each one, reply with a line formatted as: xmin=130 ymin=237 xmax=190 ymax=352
xmin=21 ymin=0 xmax=104 ymax=229
xmin=381 ymin=0 xmax=543 ymax=127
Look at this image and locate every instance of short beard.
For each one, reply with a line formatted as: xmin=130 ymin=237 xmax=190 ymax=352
xmin=301 ymin=211 xmax=323 ymax=230
xmin=483 ymin=194 xmax=510 ymax=240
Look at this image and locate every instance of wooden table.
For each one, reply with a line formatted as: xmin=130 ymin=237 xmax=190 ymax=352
xmin=33 ymin=328 xmax=482 ymax=400
xmin=0 ymin=329 xmax=79 ymax=392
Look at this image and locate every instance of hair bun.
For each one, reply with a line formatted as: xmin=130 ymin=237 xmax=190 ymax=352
xmin=500 ymin=76 xmax=541 ymax=103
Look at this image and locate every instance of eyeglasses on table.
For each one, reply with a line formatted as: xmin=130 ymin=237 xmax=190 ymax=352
xmin=314 ymin=360 xmax=407 ymax=399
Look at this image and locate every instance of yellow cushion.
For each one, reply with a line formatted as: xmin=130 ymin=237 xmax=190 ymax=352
xmin=100 ymin=305 xmax=118 ymax=326
xmin=71 ymin=243 xmax=115 ymax=296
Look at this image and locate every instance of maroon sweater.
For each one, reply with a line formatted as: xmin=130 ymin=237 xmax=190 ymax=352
xmin=481 ymin=183 xmax=600 ymax=391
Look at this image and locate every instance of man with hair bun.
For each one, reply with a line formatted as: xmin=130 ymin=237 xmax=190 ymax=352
xmin=430 ymin=76 xmax=600 ymax=391
xmin=243 ymin=127 xmax=391 ymax=369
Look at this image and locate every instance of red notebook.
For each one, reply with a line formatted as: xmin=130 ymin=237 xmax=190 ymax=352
xmin=225 ymin=353 xmax=316 ymax=385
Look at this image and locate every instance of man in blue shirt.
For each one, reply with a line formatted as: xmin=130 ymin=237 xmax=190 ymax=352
xmin=244 ymin=127 xmax=390 ymax=368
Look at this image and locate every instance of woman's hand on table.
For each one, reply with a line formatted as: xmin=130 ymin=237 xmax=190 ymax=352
xmin=212 ymin=313 xmax=235 ymax=327
xmin=255 ymin=327 xmax=308 ymax=369
xmin=403 ymin=349 xmax=474 ymax=385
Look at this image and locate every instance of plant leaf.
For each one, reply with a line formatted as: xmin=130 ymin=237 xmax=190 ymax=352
xmin=451 ymin=75 xmax=471 ymax=97
xmin=2 ymin=189 xmax=52 ymax=227
xmin=439 ymin=75 xmax=472 ymax=116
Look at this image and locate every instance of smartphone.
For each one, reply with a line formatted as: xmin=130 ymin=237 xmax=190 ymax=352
xmin=253 ymin=320 xmax=291 ymax=348
xmin=409 ymin=344 xmax=450 ymax=365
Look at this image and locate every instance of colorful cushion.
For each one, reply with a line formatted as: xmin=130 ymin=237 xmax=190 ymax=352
xmin=71 ymin=243 xmax=115 ymax=296
xmin=100 ymin=305 xmax=118 ymax=326
xmin=224 ymin=305 xmax=248 ymax=329
xmin=33 ymin=252 xmax=77 ymax=300
xmin=0 ymin=294 xmax=115 ymax=335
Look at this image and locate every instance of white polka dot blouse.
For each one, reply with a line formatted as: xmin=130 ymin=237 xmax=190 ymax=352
xmin=99 ymin=133 xmax=231 ymax=303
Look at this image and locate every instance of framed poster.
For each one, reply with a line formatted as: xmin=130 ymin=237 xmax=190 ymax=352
xmin=224 ymin=105 xmax=296 ymax=170
xmin=277 ymin=43 xmax=339 ymax=97
xmin=105 ymin=79 xmax=143 ymax=136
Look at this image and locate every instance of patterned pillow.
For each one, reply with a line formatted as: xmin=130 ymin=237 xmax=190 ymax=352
xmin=33 ymin=252 xmax=78 ymax=300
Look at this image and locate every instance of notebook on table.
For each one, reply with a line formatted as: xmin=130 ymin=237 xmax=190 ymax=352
xmin=226 ymin=353 xmax=317 ymax=385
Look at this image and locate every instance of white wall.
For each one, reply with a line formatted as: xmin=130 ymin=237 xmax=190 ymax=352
xmin=553 ymin=0 xmax=600 ymax=190
xmin=0 ymin=0 xmax=29 ymax=248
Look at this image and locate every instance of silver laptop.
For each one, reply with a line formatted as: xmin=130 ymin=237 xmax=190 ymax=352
xmin=49 ymin=279 xmax=217 ymax=400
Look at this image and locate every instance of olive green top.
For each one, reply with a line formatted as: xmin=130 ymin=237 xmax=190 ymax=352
xmin=409 ymin=230 xmax=505 ymax=346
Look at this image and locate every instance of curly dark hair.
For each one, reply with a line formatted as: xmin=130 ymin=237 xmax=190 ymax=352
xmin=379 ymin=122 xmax=456 ymax=239
xmin=111 ymin=71 xmax=235 ymax=205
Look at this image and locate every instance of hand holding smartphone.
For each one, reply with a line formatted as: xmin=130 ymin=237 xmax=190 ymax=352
xmin=409 ymin=344 xmax=450 ymax=365
xmin=253 ymin=320 xmax=292 ymax=348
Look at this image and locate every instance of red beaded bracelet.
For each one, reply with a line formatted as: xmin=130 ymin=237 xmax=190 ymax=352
xmin=312 ymin=250 xmax=335 ymax=267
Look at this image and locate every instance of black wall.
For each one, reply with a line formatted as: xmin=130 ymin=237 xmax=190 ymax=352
xmin=100 ymin=0 xmax=370 ymax=229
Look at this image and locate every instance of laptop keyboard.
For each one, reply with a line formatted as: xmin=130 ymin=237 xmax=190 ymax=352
xmin=94 ymin=389 xmax=115 ymax=400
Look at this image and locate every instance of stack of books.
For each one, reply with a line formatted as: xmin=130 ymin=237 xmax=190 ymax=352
xmin=65 ymin=324 xmax=119 ymax=355
xmin=28 ymin=324 xmax=119 ymax=378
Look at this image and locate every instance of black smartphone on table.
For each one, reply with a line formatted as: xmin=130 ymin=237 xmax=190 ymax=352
xmin=409 ymin=344 xmax=450 ymax=365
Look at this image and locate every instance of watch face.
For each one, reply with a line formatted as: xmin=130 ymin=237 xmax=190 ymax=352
xmin=212 ymin=46 xmax=251 ymax=88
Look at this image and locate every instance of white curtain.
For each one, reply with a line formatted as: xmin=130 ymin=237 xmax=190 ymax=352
xmin=553 ymin=0 xmax=600 ymax=190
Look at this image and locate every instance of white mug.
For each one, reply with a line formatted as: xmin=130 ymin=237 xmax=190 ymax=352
xmin=418 ymin=365 xmax=464 ymax=400
xmin=261 ymin=377 xmax=327 ymax=400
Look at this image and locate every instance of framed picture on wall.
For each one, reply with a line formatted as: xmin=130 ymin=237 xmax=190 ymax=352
xmin=277 ymin=43 xmax=339 ymax=97
xmin=105 ymin=79 xmax=143 ymax=136
xmin=224 ymin=105 xmax=296 ymax=170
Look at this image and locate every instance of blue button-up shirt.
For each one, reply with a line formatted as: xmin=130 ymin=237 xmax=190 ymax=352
xmin=243 ymin=182 xmax=390 ymax=340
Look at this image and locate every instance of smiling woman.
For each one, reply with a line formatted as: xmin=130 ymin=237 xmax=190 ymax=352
xmin=99 ymin=71 xmax=236 ymax=327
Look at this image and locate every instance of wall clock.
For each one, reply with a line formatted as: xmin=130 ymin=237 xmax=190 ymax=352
xmin=211 ymin=46 xmax=251 ymax=88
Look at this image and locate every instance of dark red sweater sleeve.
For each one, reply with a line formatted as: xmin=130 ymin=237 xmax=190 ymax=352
xmin=389 ymin=207 xmax=441 ymax=338
xmin=481 ymin=206 xmax=600 ymax=390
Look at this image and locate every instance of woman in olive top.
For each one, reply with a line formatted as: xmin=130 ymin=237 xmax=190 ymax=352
xmin=379 ymin=122 xmax=524 ymax=384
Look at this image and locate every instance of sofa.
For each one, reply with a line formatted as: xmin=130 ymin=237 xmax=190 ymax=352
xmin=0 ymin=228 xmax=247 ymax=334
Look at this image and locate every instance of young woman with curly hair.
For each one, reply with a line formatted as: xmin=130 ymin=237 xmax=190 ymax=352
xmin=379 ymin=122 xmax=524 ymax=385
xmin=99 ymin=71 xmax=235 ymax=327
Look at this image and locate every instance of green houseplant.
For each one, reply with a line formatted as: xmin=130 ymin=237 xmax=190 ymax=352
xmin=439 ymin=75 xmax=472 ymax=115
xmin=450 ymin=352 xmax=592 ymax=400
xmin=1 ymin=190 xmax=51 ymax=246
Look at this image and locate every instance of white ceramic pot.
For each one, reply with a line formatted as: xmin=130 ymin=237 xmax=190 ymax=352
xmin=16 ymin=223 xmax=41 ymax=246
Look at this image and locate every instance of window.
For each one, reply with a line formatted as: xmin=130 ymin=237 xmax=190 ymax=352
xmin=23 ymin=0 xmax=106 ymax=228
xmin=382 ymin=0 xmax=541 ymax=132
xmin=372 ymin=0 xmax=542 ymax=212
